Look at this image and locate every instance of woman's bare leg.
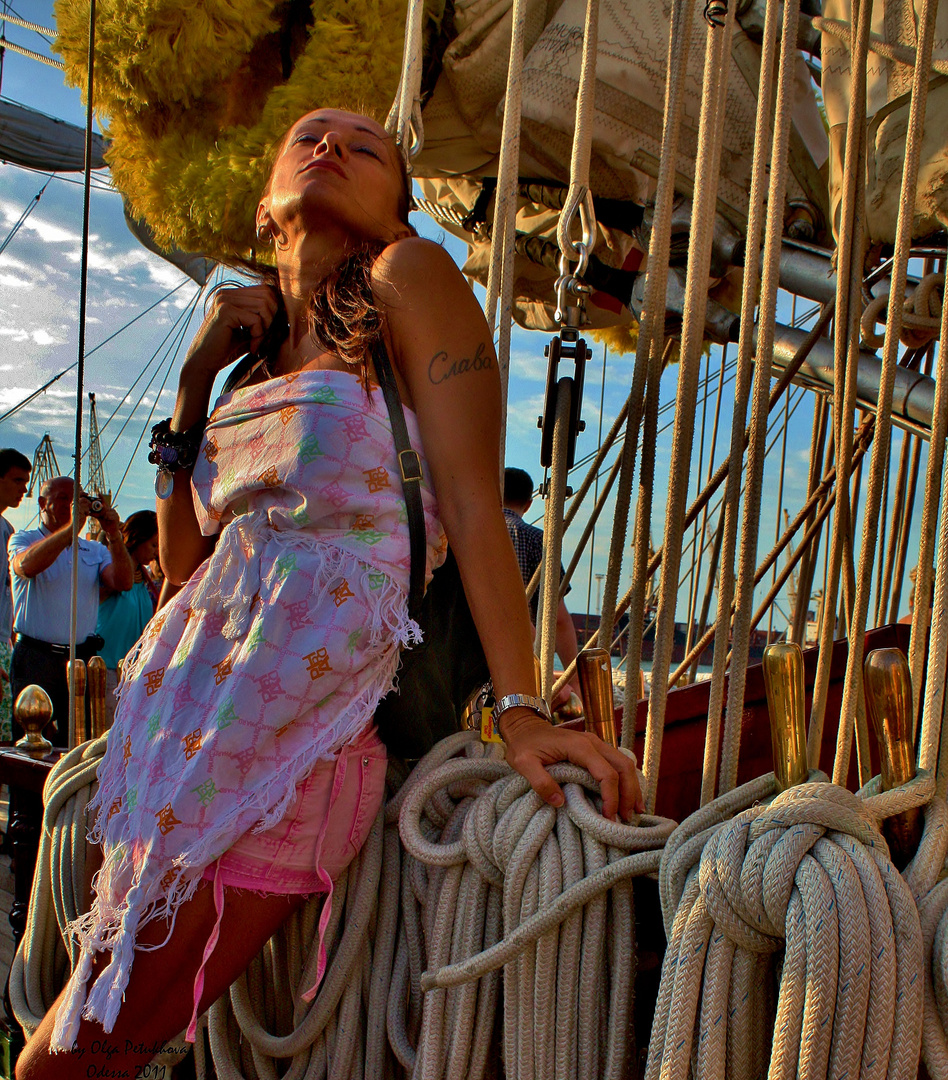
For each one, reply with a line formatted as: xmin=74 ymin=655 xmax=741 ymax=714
xmin=15 ymin=881 xmax=306 ymax=1080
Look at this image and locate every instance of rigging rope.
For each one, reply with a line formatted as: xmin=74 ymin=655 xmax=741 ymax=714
xmin=718 ymin=0 xmax=803 ymax=797
xmin=0 ymin=10 xmax=54 ymax=37
xmin=833 ymin=0 xmax=941 ymax=787
xmin=643 ymin=2 xmax=736 ymax=811
xmin=0 ymin=174 xmax=52 ymax=257
xmin=914 ymin=275 xmax=948 ymax=758
xmin=386 ymin=0 xmax=425 ymax=162
xmin=602 ymin=0 xmax=695 ymax=734
xmin=806 ymin=0 xmax=873 ymax=775
xmin=0 ymin=37 xmax=63 ymax=70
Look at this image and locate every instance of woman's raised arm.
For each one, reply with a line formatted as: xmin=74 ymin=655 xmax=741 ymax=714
xmin=375 ymin=238 xmax=643 ymax=820
xmin=158 ymin=285 xmax=279 ymax=585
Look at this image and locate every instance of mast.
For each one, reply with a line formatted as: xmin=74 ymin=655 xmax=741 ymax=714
xmin=27 ymin=434 xmax=60 ymax=495
xmin=87 ymin=392 xmax=109 ymax=503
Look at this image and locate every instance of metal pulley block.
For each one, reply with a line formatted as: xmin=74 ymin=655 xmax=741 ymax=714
xmin=537 ymin=328 xmax=590 ymax=474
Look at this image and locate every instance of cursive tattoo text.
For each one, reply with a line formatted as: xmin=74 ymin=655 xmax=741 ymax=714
xmin=427 ymin=342 xmax=494 ymax=385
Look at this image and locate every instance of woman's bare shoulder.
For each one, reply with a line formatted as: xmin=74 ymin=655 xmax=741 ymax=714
xmin=371 ymin=237 xmax=464 ymax=307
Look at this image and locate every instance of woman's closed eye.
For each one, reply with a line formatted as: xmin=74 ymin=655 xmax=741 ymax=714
xmin=353 ymin=144 xmax=382 ymax=160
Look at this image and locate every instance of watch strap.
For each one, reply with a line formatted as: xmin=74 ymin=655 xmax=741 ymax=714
xmin=492 ymin=693 xmax=552 ymax=727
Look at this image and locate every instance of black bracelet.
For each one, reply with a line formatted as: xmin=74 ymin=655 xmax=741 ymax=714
xmin=149 ymin=417 xmax=206 ymax=499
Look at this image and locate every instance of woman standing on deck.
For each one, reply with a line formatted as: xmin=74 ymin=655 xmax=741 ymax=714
xmin=17 ymin=107 xmax=641 ymax=1080
xmin=95 ymin=510 xmax=160 ymax=727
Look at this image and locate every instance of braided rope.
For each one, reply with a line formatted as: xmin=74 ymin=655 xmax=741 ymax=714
xmin=643 ymin=5 xmax=736 ymax=813
xmin=650 ymin=776 xmax=933 ymax=1080
xmin=603 ymin=0 xmax=695 ymax=736
xmin=834 ymin=0 xmax=942 ymax=787
xmin=717 ymin=0 xmax=802 ymax=798
xmin=385 ymin=0 xmax=425 ymax=161
xmin=483 ymin=0 xmax=532 ymax=451
xmin=806 ymin=0 xmax=874 ymax=773
xmin=538 ymin=381 xmax=572 ymax=697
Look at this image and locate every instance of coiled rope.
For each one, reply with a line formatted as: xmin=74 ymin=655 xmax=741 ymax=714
xmin=11 ymin=731 xmax=676 ymax=1079
xmin=649 ymin=772 xmax=938 ymax=1080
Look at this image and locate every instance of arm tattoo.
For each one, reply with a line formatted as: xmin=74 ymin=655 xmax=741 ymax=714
xmin=427 ymin=342 xmax=495 ymax=385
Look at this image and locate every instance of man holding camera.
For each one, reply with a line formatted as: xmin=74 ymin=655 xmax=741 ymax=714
xmin=9 ymin=476 xmax=133 ymax=745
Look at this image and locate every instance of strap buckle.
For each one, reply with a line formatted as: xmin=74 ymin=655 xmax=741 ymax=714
xmin=399 ymin=449 xmax=423 ymax=483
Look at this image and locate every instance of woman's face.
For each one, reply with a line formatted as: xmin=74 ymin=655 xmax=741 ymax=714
xmin=131 ymin=533 xmax=160 ymax=568
xmin=260 ymin=109 xmax=408 ymax=247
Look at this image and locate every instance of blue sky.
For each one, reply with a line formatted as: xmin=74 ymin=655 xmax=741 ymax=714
xmin=0 ymin=2 xmax=923 ymax=630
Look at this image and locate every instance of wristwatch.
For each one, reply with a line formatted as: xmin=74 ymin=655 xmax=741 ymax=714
xmin=491 ymin=694 xmax=552 ymax=730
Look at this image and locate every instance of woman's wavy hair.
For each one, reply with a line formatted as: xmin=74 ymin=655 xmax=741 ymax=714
xmin=122 ymin=510 xmax=158 ymax=555
xmin=227 ymin=111 xmax=417 ymax=368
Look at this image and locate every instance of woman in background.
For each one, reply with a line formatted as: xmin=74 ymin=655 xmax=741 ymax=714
xmin=95 ymin=510 xmax=160 ymax=726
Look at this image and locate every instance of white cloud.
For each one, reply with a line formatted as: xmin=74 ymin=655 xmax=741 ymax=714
xmin=31 ymin=328 xmax=65 ymax=346
xmin=0 ymin=272 xmax=33 ymax=289
xmin=0 ymin=201 xmax=81 ymax=246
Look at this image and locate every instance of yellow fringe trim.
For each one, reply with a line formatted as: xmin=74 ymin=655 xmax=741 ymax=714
xmin=55 ymin=0 xmax=404 ymax=258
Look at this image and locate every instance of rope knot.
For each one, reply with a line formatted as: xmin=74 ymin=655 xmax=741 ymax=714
xmin=651 ymin=776 xmax=925 ymax=1080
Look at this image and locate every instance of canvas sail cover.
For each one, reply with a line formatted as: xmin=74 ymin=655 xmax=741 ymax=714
xmin=0 ymin=98 xmax=108 ymax=172
xmin=821 ymin=0 xmax=948 ymax=242
xmin=0 ymin=98 xmax=212 ymax=285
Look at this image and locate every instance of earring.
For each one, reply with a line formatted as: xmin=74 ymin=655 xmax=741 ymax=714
xmin=256 ymin=223 xmax=272 ymax=245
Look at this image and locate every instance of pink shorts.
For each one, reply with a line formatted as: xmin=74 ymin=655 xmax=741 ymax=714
xmin=186 ymin=726 xmax=387 ymax=1040
xmin=201 ymin=725 xmax=388 ymax=894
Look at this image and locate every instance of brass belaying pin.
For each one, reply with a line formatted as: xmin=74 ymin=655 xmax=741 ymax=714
xmin=762 ymin=643 xmax=809 ymax=792
xmin=87 ymin=655 xmax=109 ymax=739
xmin=68 ymin=658 xmax=86 ymax=751
xmin=864 ymin=648 xmax=923 ymax=867
xmin=576 ymin=648 xmax=618 ymax=749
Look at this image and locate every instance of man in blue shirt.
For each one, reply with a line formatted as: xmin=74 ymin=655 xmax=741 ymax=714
xmin=503 ymin=467 xmax=582 ymax=707
xmin=0 ymin=448 xmax=32 ymax=741
xmin=9 ymin=477 xmax=133 ymax=744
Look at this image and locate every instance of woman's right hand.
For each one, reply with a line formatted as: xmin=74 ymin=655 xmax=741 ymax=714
xmin=183 ymin=284 xmax=281 ymax=377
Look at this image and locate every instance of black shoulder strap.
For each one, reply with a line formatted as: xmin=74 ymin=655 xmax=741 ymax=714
xmin=370 ymin=341 xmax=426 ymax=616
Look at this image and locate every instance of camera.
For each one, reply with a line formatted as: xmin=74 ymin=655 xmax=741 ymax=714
xmin=82 ymin=493 xmax=105 ymax=516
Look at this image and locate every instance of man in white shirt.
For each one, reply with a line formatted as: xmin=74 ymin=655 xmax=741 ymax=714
xmin=0 ymin=448 xmax=32 ymax=741
xmin=9 ymin=476 xmax=133 ymax=744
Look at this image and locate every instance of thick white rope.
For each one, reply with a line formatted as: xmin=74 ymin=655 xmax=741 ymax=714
xmin=813 ymin=15 xmax=948 ymax=79
xmin=398 ymin=735 xmax=675 ymax=1080
xmin=701 ymin=0 xmax=781 ymax=808
xmin=555 ymin=0 xmax=599 ymax=264
xmin=833 ymin=0 xmax=941 ymax=786
xmin=385 ymin=0 xmax=426 ymax=161
xmin=716 ymin=0 xmax=803 ymax=798
xmin=806 ymin=0 xmax=874 ymax=772
xmin=483 ymin=0 xmax=532 ymax=452
xmin=602 ymin=0 xmax=695 ymax=739
xmin=650 ymin=774 xmax=934 ymax=1080
xmin=643 ymin=3 xmax=736 ymax=813
xmin=915 ymin=286 xmax=948 ymax=775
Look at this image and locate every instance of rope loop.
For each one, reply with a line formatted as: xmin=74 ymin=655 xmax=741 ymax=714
xmin=556 ymin=187 xmax=597 ymax=263
xmin=652 ymin=775 xmax=931 ymax=1080
xmin=861 ymin=273 xmax=945 ymax=348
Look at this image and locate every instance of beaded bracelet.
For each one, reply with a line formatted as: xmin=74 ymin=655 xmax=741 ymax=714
xmin=148 ymin=417 xmax=206 ymax=499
